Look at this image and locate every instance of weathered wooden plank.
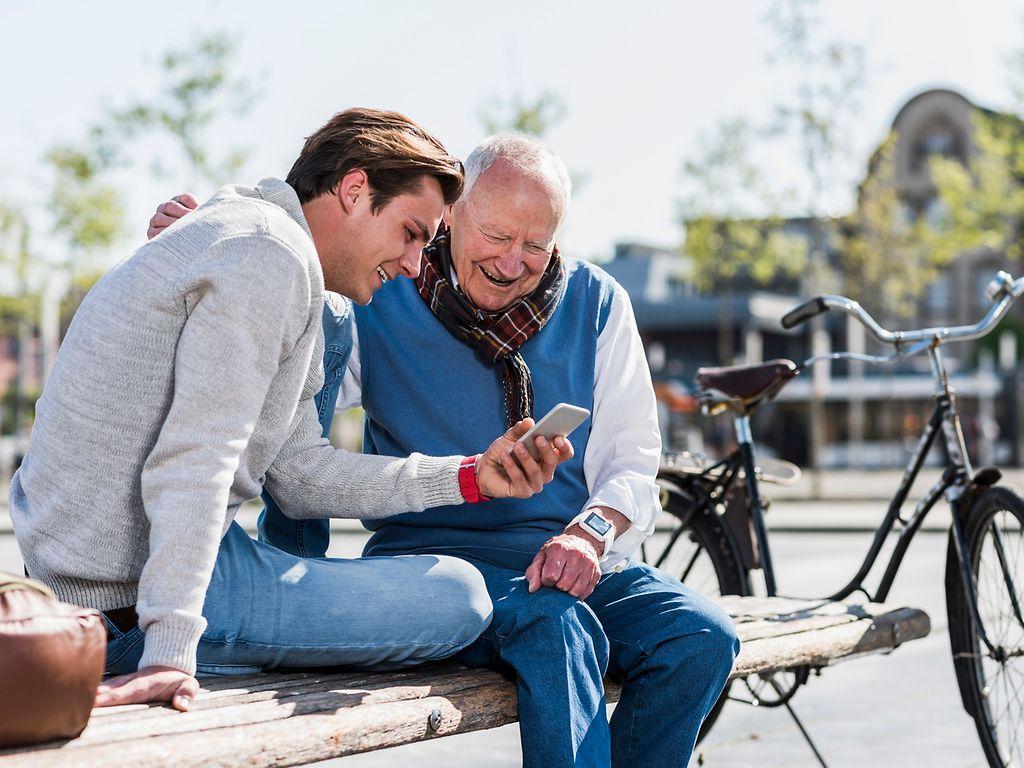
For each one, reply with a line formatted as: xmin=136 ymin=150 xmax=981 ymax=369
xmin=68 ymin=672 xmax=505 ymax=745
xmin=85 ymin=668 xmax=482 ymax=725
xmin=1 ymin=687 xmax=526 ymax=767
xmin=0 ymin=597 xmax=931 ymax=768
xmin=731 ymin=607 xmax=931 ymax=677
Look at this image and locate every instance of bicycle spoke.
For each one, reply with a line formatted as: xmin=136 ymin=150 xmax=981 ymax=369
xmin=991 ymin=515 xmax=1024 ymax=630
xmin=993 ymin=666 xmax=1024 ymax=762
xmin=987 ymin=667 xmax=1019 ymax=729
xmin=679 ymin=547 xmax=701 ymax=584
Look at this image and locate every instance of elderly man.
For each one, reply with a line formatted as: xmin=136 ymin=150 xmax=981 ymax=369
xmin=151 ymin=134 xmax=738 ymax=767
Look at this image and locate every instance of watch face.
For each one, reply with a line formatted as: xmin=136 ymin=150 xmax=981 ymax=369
xmin=585 ymin=511 xmax=613 ymax=536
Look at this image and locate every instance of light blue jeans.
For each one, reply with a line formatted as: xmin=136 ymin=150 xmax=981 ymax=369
xmin=104 ymin=522 xmax=493 ymax=675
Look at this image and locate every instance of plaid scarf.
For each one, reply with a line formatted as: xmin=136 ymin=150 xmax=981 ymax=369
xmin=415 ymin=229 xmax=567 ymax=427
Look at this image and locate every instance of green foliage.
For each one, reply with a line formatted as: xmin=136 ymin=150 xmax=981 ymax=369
xmin=46 ymin=142 xmax=124 ymax=266
xmin=838 ymin=133 xmax=940 ymax=318
xmin=0 ymin=202 xmax=42 ymax=328
xmin=1 ymin=384 xmax=40 ymax=436
xmin=928 ymin=110 xmax=1024 ymax=266
xmin=479 ymin=90 xmax=566 ymax=138
xmin=678 ymin=0 xmax=866 ymax=294
xmin=109 ymin=32 xmax=260 ymax=187
xmin=0 ymin=202 xmax=33 ymax=288
xmin=680 ymin=119 xmax=806 ymax=290
xmin=59 ymin=270 xmax=104 ymax=327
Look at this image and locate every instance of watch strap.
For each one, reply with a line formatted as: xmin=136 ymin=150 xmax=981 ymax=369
xmin=458 ymin=455 xmax=491 ymax=504
xmin=566 ymin=508 xmax=615 ymax=554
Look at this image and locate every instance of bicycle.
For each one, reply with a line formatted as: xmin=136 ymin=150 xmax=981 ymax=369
xmin=645 ymin=270 xmax=1024 ymax=768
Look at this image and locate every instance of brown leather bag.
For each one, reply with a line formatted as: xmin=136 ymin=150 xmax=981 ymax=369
xmin=0 ymin=572 xmax=106 ymax=748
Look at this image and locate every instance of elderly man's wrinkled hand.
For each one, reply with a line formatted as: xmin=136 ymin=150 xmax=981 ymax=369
xmin=476 ymin=419 xmax=574 ymax=499
xmin=147 ymin=193 xmax=199 ymax=240
xmin=525 ymin=533 xmax=602 ymax=598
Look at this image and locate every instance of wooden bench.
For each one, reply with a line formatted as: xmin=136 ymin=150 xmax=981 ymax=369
xmin=0 ymin=596 xmax=930 ymax=767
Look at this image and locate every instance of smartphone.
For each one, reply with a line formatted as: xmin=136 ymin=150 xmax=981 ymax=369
xmin=511 ymin=403 xmax=591 ymax=461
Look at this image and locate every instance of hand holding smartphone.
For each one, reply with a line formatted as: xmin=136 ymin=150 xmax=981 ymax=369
xmin=511 ymin=403 xmax=590 ymax=461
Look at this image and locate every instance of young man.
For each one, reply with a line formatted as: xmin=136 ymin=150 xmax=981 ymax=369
xmin=12 ymin=109 xmax=571 ymax=712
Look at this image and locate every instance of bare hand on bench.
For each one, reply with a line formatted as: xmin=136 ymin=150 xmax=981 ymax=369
xmin=95 ymin=665 xmax=199 ymax=712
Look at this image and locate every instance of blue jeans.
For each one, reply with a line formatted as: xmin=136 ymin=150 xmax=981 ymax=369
xmin=104 ymin=522 xmax=493 ymax=675
xmin=453 ymin=559 xmax=740 ymax=768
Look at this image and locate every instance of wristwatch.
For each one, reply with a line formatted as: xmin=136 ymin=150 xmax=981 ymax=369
xmin=567 ymin=509 xmax=616 ymax=554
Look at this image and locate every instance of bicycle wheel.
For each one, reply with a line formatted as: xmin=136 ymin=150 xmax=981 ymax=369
xmin=947 ymin=485 xmax=1024 ymax=768
xmin=651 ymin=480 xmax=750 ymax=597
xmin=648 ymin=480 xmax=750 ymax=744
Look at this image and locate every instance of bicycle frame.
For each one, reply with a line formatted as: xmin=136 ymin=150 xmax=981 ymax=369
xmin=653 ymin=456 xmax=746 ymax=576
xmin=734 ymin=343 xmax=1010 ymax=656
xmin=657 ymin=271 xmax=1024 ymax=660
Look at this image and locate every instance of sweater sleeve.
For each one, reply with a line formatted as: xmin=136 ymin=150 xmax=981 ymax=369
xmin=263 ymin=384 xmax=464 ymax=520
xmin=136 ymin=235 xmax=312 ymax=675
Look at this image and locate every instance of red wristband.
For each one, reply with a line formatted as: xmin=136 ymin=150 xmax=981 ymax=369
xmin=459 ymin=455 xmax=491 ymax=503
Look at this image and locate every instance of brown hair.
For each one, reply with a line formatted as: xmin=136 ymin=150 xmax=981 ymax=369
xmin=286 ymin=108 xmax=464 ymax=210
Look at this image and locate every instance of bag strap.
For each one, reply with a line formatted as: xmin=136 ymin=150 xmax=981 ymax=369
xmin=0 ymin=573 xmax=56 ymax=600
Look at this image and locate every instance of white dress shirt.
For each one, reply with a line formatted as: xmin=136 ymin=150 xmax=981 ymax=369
xmin=337 ymin=281 xmax=663 ymax=571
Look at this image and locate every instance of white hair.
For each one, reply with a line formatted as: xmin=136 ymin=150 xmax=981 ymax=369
xmin=461 ymin=133 xmax=572 ymax=217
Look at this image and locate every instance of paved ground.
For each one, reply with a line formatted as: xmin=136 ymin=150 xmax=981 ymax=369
xmin=0 ymin=516 xmax=992 ymax=766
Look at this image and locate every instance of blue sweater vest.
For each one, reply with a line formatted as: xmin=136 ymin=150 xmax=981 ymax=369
xmin=356 ymin=259 xmax=618 ymax=570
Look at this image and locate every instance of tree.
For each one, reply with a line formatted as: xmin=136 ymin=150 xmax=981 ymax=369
xmin=108 ymin=32 xmax=261 ymax=188
xmin=0 ymin=202 xmax=39 ymax=435
xmin=46 ymin=136 xmax=125 ymax=273
xmin=479 ymin=90 xmax=567 ymax=137
xmin=0 ymin=202 xmax=35 ymax=330
xmin=927 ymin=111 xmax=1024 ymax=266
xmin=839 ymin=132 xmax=941 ymax=320
xmin=0 ymin=30 xmax=261 ymax=435
xmin=680 ymin=118 xmax=806 ymax=290
xmin=679 ymin=119 xmax=805 ymax=363
xmin=677 ymin=0 xmax=868 ymax=296
xmin=763 ymin=0 xmax=868 ymax=477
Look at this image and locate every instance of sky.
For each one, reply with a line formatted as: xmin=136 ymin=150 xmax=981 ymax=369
xmin=2 ymin=0 xmax=1023 ymax=267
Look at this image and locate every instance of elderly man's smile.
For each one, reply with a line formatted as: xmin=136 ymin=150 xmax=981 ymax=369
xmin=376 ymin=266 xmax=391 ymax=285
xmin=479 ymin=264 xmax=517 ymax=286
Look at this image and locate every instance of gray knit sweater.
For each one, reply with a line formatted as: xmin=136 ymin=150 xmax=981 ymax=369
xmin=10 ymin=178 xmax=464 ymax=675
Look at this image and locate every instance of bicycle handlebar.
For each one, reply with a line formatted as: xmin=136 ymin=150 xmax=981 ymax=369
xmin=781 ymin=297 xmax=828 ymax=329
xmin=782 ymin=270 xmax=1024 ymax=348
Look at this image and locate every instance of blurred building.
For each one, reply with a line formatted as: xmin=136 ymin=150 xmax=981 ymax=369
xmin=604 ymin=88 xmax=1023 ymax=468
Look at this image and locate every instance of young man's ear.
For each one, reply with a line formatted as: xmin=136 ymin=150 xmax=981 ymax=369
xmin=336 ymin=169 xmax=369 ymax=214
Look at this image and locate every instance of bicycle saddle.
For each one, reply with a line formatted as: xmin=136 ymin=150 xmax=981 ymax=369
xmin=696 ymin=359 xmax=798 ymax=412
